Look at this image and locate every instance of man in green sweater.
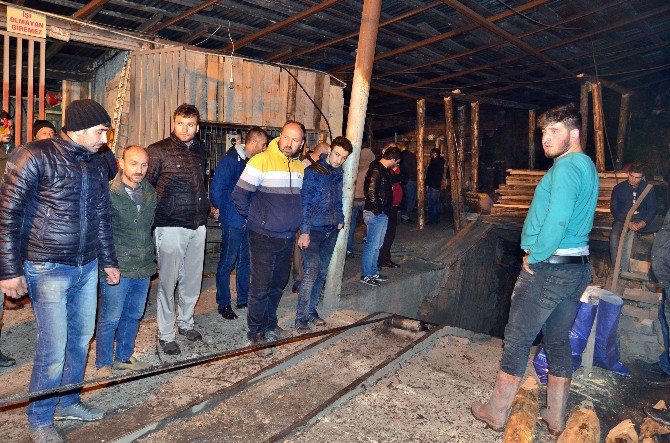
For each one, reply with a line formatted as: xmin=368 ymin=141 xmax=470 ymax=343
xmin=95 ymin=145 xmax=157 ymax=375
xmin=472 ymin=104 xmax=598 ymax=436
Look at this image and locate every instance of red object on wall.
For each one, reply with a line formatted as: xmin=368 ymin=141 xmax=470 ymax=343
xmin=45 ymin=91 xmax=61 ymax=106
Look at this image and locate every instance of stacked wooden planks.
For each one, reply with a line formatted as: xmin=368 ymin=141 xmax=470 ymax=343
xmin=491 ymin=169 xmax=632 ymax=228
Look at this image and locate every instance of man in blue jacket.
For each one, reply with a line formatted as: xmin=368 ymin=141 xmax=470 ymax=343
xmin=609 ymin=164 xmax=656 ymax=265
xmin=211 ymin=127 xmax=267 ymax=320
xmin=0 ymin=99 xmax=120 ymax=442
xmin=295 ymin=136 xmax=352 ymax=332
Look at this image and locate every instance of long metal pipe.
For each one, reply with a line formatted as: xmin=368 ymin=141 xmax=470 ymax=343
xmin=322 ymin=0 xmax=382 ymax=313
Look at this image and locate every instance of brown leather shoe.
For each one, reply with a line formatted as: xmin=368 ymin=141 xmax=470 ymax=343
xmin=471 ymin=370 xmax=522 ymax=432
xmin=540 ymin=374 xmax=571 ymax=436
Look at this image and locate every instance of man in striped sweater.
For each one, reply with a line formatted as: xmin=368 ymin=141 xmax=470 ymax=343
xmin=232 ymin=121 xmax=305 ymax=351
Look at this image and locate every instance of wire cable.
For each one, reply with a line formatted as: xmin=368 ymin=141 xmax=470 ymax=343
xmin=494 ymin=0 xmax=582 ymax=31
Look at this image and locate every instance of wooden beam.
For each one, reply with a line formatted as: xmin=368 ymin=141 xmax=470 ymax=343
xmin=223 ymin=0 xmax=343 ymax=53
xmin=15 ymin=37 xmax=22 ymax=147
xmin=376 ymin=0 xmax=626 ymax=81
xmin=270 ymin=0 xmax=442 ymax=63
xmin=580 ymin=82 xmax=590 ymax=149
xmin=577 ymin=73 xmax=628 ymax=95
xmin=528 ymin=109 xmax=535 ymax=169
xmin=331 ymin=0 xmax=549 ymax=74
xmin=72 ymin=0 xmax=111 ymax=20
xmin=457 ymin=104 xmax=466 ymax=188
xmin=417 ymin=99 xmax=426 ymax=229
xmin=591 ymin=82 xmax=606 ymax=172
xmin=27 ymin=40 xmax=34 ymax=142
xmin=443 ymin=92 xmax=537 ymax=110
xmin=444 ymin=96 xmax=461 ymax=231
xmin=180 ymin=27 xmax=209 ymax=44
xmin=398 ymin=3 xmax=670 ymax=95
xmin=616 ymin=93 xmax=631 ymax=170
xmin=471 ymin=101 xmax=480 ymax=190
xmin=438 ymin=0 xmax=573 ymax=77
xmin=285 ymin=68 xmax=298 ymax=121
xmin=147 ymin=0 xmax=221 ymax=34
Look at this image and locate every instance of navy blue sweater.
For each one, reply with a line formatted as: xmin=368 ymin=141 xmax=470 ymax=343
xmin=210 ymin=149 xmax=246 ymax=229
xmin=301 ymin=155 xmax=344 ymax=234
xmin=610 ymin=179 xmax=656 ymax=224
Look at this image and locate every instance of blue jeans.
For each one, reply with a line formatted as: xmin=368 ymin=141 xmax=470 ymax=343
xmin=96 ymin=276 xmax=150 ymax=368
xmin=361 ymin=211 xmax=388 ymax=277
xmin=347 ymin=201 xmax=364 ymax=253
xmin=247 ymin=230 xmax=293 ymax=339
xmin=427 ymin=187 xmax=440 ymax=223
xmin=25 ymin=259 xmax=99 ymax=429
xmin=501 ymin=261 xmax=592 ymax=378
xmin=659 ymin=287 xmax=670 ymax=375
xmin=216 ymin=225 xmax=250 ymax=308
xmin=295 ymin=228 xmax=339 ymax=324
xmin=403 ymin=181 xmax=417 ymax=216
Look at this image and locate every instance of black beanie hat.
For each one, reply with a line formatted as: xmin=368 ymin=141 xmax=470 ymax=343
xmin=32 ymin=120 xmax=56 ymax=138
xmin=64 ymin=99 xmax=111 ymax=132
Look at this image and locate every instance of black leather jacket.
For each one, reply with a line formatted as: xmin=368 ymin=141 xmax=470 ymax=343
xmin=364 ymin=160 xmax=393 ymax=215
xmin=146 ymin=134 xmax=210 ymax=229
xmin=0 ymin=134 xmax=118 ymax=280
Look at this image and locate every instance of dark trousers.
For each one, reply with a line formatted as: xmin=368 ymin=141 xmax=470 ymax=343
xmin=501 ymin=262 xmax=592 ymax=378
xmin=379 ymin=207 xmax=398 ymax=264
xmin=215 ymin=225 xmax=250 ymax=308
xmin=247 ymin=230 xmax=294 ymax=339
xmin=659 ymin=288 xmax=670 ymax=375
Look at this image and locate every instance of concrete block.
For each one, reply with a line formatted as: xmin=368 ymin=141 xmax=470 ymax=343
xmin=622 ymin=304 xmax=657 ymax=321
xmin=619 ymin=314 xmax=654 ymax=335
xmin=623 ymin=288 xmax=661 ymax=305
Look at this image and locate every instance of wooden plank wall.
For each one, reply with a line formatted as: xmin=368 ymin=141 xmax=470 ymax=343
xmin=127 ymin=48 xmax=343 ymax=147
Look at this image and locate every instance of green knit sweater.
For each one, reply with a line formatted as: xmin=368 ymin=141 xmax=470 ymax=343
xmin=521 ymin=152 xmax=599 ymax=264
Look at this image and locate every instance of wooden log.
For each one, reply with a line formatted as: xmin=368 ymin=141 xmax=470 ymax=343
xmin=592 ymin=82 xmax=606 ymax=172
xmin=503 ymin=377 xmax=538 ymax=443
xmin=2 ymin=36 xmax=8 ymax=112
xmin=457 ymin=104 xmax=466 ymax=189
xmin=39 ymin=40 xmax=45 ymax=119
xmin=416 ymin=99 xmax=426 ymax=229
xmin=27 ymin=39 xmax=34 ymax=142
xmin=471 ymin=101 xmax=479 ymax=192
xmin=285 ymin=68 xmax=298 ymax=122
xmin=580 ymin=82 xmax=590 ymax=149
xmin=605 ymin=419 xmax=638 ymax=443
xmin=616 ymin=92 xmax=631 ymax=170
xmin=557 ymin=402 xmax=600 ymax=443
xmin=444 ymin=96 xmax=461 ymax=231
xmin=528 ymin=109 xmax=536 ymax=169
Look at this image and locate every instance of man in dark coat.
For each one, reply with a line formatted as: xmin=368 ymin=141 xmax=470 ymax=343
xmin=425 ymin=148 xmax=445 ymax=224
xmin=147 ymin=104 xmax=210 ymax=356
xmin=0 ymin=99 xmax=120 ymax=442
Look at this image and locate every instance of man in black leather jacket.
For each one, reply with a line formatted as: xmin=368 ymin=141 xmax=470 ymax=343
xmin=0 ymin=99 xmax=120 ymax=442
xmin=360 ymin=146 xmax=401 ymax=286
xmin=146 ymin=104 xmax=210 ymax=356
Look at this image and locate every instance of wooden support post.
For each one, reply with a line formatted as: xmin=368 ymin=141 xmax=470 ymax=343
xmin=39 ymin=40 xmax=45 ymax=119
xmin=322 ymin=0 xmax=382 ymax=313
xmin=528 ymin=109 xmax=536 ymax=169
xmin=471 ymin=101 xmax=479 ymax=191
xmin=285 ymin=68 xmax=297 ymax=122
xmin=616 ymin=92 xmax=631 ymax=170
xmin=15 ymin=37 xmax=22 ymax=147
xmin=416 ymin=99 xmax=426 ymax=229
xmin=457 ymin=105 xmax=466 ymax=188
xmin=2 ymin=36 xmax=8 ymax=112
xmin=366 ymin=115 xmax=373 ymax=149
xmin=27 ymin=40 xmax=34 ymax=142
xmin=444 ymin=96 xmax=461 ymax=231
xmin=580 ymin=82 xmax=590 ymax=149
xmin=591 ymin=82 xmax=606 ymax=172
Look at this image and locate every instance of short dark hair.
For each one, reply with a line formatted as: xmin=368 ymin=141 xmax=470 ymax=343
xmin=174 ymin=104 xmax=200 ymax=124
xmin=629 ymin=163 xmax=646 ymax=176
xmin=382 ymin=146 xmax=401 ymax=161
xmin=246 ymin=127 xmax=268 ymax=145
xmin=331 ymin=136 xmax=353 ymax=154
xmin=430 ymin=147 xmax=440 ymax=156
xmin=538 ymin=103 xmax=581 ymax=131
xmin=0 ymin=111 xmax=12 ymax=121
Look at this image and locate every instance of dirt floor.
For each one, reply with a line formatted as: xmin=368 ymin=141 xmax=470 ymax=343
xmin=0 ymin=215 xmax=668 ymax=442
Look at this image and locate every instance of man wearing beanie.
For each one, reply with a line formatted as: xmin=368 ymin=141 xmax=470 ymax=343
xmin=32 ymin=119 xmax=56 ymax=141
xmin=146 ymin=104 xmax=210 ymax=356
xmin=0 ymin=98 xmax=120 ymax=442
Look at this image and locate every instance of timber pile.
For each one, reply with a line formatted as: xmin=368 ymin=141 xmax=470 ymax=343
xmin=491 ymin=169 xmax=631 ymax=227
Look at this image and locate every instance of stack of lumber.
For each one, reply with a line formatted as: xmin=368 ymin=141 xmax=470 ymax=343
xmin=491 ymin=169 xmax=632 ymax=227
